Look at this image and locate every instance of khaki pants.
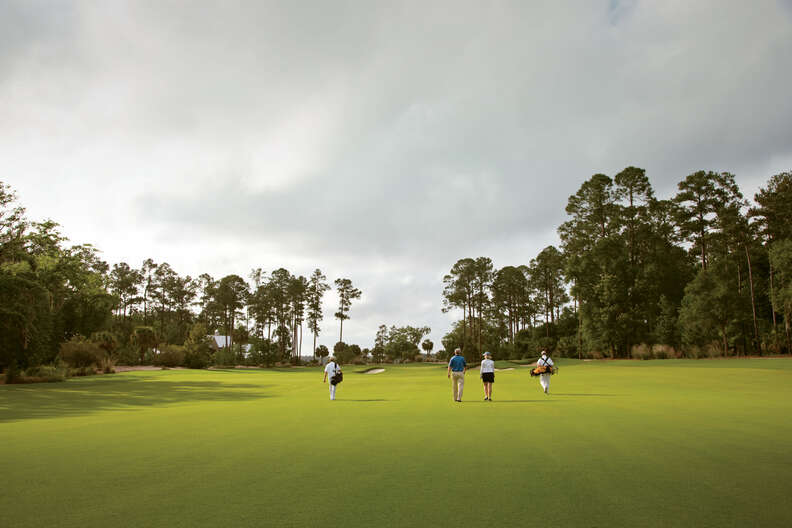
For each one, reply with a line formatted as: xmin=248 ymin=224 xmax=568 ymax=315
xmin=451 ymin=371 xmax=465 ymax=401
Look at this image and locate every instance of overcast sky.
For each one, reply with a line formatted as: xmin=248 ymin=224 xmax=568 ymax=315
xmin=2 ymin=1 xmax=791 ymax=351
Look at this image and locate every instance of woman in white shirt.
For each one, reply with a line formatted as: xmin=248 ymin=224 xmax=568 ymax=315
xmin=322 ymin=356 xmax=342 ymax=400
xmin=480 ymin=351 xmax=495 ymax=401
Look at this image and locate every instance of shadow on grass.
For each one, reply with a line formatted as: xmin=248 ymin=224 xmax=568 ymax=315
xmin=551 ymin=393 xmax=618 ymax=397
xmin=462 ymin=399 xmax=560 ymax=403
xmin=0 ymin=376 xmax=271 ymax=423
xmin=333 ymin=398 xmax=392 ymax=402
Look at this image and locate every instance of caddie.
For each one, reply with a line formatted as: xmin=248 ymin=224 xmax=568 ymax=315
xmin=322 ymin=356 xmax=342 ymax=400
xmin=536 ymin=349 xmax=554 ymax=394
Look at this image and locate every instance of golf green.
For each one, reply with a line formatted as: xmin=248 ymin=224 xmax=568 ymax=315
xmin=2 ymin=359 xmax=791 ymax=527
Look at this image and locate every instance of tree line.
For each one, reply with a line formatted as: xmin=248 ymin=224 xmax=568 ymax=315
xmin=442 ymin=168 xmax=792 ymax=361
xmin=0 ymin=179 xmax=364 ymax=376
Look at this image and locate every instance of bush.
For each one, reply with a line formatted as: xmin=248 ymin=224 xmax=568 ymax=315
xmin=115 ymin=346 xmax=139 ymax=366
xmin=214 ymin=347 xmax=236 ymax=367
xmin=90 ymin=330 xmax=119 ymax=356
xmin=184 ymin=348 xmax=211 ymax=369
xmin=59 ymin=336 xmax=103 ymax=368
xmin=630 ymin=344 xmax=651 ymax=360
xmin=651 ymin=344 xmax=675 ymax=359
xmin=69 ymin=366 xmax=97 ymax=377
xmin=23 ymin=364 xmax=67 ymax=382
xmin=153 ymin=345 xmax=186 ymax=367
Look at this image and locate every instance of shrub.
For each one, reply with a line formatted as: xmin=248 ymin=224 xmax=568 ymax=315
xmin=214 ymin=347 xmax=236 ymax=367
xmin=651 ymin=344 xmax=675 ymax=359
xmin=70 ymin=366 xmax=97 ymax=377
xmin=90 ymin=331 xmax=119 ymax=356
xmin=153 ymin=345 xmax=186 ymax=367
xmin=59 ymin=336 xmax=103 ymax=368
xmin=115 ymin=346 xmax=139 ymax=366
xmin=630 ymin=344 xmax=651 ymax=360
xmin=184 ymin=348 xmax=211 ymax=369
xmin=23 ymin=364 xmax=67 ymax=382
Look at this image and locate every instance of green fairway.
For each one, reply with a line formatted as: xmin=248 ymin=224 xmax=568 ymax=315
xmin=2 ymin=359 xmax=792 ymax=527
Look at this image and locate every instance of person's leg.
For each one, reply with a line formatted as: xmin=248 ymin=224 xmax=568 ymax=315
xmin=452 ymin=374 xmax=459 ymax=401
xmin=329 ymin=383 xmax=336 ymax=400
xmin=458 ymin=374 xmax=464 ymax=400
xmin=482 ymin=379 xmax=487 ymax=399
xmin=487 ymin=382 xmax=493 ymax=399
xmin=541 ymin=374 xmax=550 ymax=393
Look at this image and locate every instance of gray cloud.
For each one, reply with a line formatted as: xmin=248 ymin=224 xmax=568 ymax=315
xmin=2 ymin=1 xmax=791 ymax=349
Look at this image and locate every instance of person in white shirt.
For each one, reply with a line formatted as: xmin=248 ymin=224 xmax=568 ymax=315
xmin=536 ymin=349 xmax=554 ymax=394
xmin=322 ymin=357 xmax=342 ymax=400
xmin=480 ymin=351 xmax=495 ymax=401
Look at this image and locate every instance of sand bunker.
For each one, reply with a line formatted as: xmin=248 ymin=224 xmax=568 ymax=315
xmin=495 ymin=367 xmax=515 ymax=371
xmin=364 ymin=368 xmax=386 ymax=374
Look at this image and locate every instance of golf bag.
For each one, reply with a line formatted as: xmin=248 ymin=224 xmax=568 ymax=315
xmin=530 ymin=365 xmax=555 ymax=377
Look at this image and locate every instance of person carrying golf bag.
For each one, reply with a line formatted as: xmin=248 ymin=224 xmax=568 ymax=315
xmin=323 ymin=356 xmax=343 ymax=400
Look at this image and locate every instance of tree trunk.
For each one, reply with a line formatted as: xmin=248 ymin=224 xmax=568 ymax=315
xmin=339 ymin=318 xmax=344 ymax=343
xmin=461 ymin=303 xmax=467 ymax=352
xmin=230 ymin=310 xmax=235 ymax=352
xmin=313 ymin=332 xmax=317 ymax=359
xmin=769 ymin=260 xmax=778 ymax=345
xmin=293 ymin=318 xmax=298 ymax=361
xmin=744 ymin=244 xmax=759 ymax=354
xmin=722 ymin=325 xmax=729 ymax=356
xmin=577 ymin=293 xmax=582 ymax=360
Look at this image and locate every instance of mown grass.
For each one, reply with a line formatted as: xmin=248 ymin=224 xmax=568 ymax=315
xmin=2 ymin=359 xmax=791 ymax=527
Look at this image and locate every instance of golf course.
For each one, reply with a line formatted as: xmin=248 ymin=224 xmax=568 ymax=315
xmin=2 ymin=359 xmax=792 ymax=527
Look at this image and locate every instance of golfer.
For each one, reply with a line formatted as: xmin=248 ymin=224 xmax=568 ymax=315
xmin=447 ymin=348 xmax=467 ymax=402
xmin=537 ymin=349 xmax=554 ymax=394
xmin=480 ymin=351 xmax=495 ymax=401
xmin=323 ymin=356 xmax=342 ymax=400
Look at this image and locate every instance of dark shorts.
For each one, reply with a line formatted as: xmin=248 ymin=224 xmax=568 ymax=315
xmin=481 ymin=372 xmax=495 ymax=383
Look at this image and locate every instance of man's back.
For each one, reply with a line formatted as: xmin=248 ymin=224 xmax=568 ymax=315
xmin=449 ymin=355 xmax=466 ymax=371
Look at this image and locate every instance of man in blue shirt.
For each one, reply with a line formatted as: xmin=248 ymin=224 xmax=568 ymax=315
xmin=447 ymin=348 xmax=467 ymax=402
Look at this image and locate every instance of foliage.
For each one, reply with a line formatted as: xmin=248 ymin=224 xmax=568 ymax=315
xmin=769 ymin=239 xmax=792 ymax=351
xmin=153 ymin=344 xmax=186 ymax=367
xmin=334 ymin=277 xmax=362 ymax=343
xmin=315 ymin=344 xmax=329 ymax=360
xmin=59 ymin=335 xmax=103 ymax=368
xmin=115 ymin=346 xmax=140 ymax=366
xmin=22 ymin=364 xmax=68 ymax=382
xmin=333 ymin=341 xmax=354 ymax=364
xmin=678 ymin=259 xmax=749 ymax=355
xmin=132 ymin=326 xmax=158 ymax=363
xmin=213 ymin=347 xmax=237 ymax=367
